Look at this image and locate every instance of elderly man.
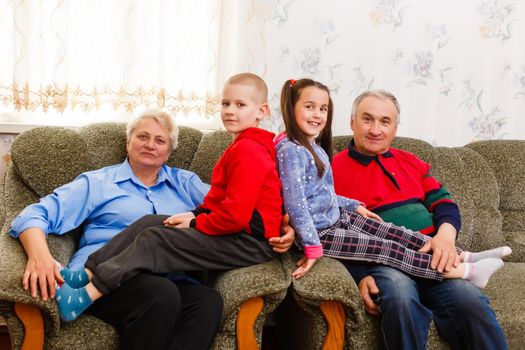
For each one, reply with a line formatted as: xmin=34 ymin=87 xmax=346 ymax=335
xmin=332 ymin=90 xmax=507 ymax=350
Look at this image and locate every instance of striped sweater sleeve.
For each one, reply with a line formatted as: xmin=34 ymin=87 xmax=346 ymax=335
xmin=420 ymin=162 xmax=461 ymax=233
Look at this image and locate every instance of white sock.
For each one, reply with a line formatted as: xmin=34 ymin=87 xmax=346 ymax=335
xmin=465 ymin=246 xmax=512 ymax=262
xmin=463 ymin=258 xmax=504 ymax=289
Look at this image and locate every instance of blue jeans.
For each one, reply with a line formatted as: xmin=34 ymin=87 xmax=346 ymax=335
xmin=347 ymin=264 xmax=508 ymax=350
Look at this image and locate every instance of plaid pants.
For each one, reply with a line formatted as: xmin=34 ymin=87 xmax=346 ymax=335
xmin=319 ymin=209 xmax=463 ymax=281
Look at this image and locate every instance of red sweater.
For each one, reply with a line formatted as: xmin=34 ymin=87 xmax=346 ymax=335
xmin=332 ymin=143 xmax=460 ymax=235
xmin=193 ymin=127 xmax=283 ymax=239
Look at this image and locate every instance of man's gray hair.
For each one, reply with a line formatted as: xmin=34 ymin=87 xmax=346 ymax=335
xmin=126 ymin=108 xmax=179 ymax=151
xmin=351 ymin=89 xmax=401 ymax=125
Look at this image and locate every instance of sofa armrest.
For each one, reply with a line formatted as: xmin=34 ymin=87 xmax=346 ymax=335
xmin=211 ymin=258 xmax=291 ymax=349
xmin=0 ymin=223 xmax=62 ymax=339
xmin=283 ymin=253 xmax=364 ymax=323
xmin=281 ymin=252 xmax=383 ymax=349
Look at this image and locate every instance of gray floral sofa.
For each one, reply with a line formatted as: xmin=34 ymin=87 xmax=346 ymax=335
xmin=0 ymin=123 xmax=524 ymax=349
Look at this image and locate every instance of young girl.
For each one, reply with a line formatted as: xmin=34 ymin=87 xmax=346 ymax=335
xmin=276 ymin=78 xmax=511 ymax=287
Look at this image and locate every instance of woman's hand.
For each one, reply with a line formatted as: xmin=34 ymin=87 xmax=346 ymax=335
xmin=292 ymin=256 xmax=318 ymax=279
xmin=19 ymin=228 xmax=64 ymax=301
xmin=163 ymin=212 xmax=195 ymax=227
xmin=356 ymin=205 xmax=383 ymax=221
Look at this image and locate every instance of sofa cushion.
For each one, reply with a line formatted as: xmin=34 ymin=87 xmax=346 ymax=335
xmin=428 ymin=146 xmax=504 ymax=251
xmin=10 ymin=127 xmax=91 ymax=197
xmin=467 ymin=140 xmax=525 ymax=212
xmin=78 ymin=123 xmax=128 ymax=170
xmin=484 ymin=262 xmax=525 ymax=350
xmin=391 ymin=137 xmax=436 ymax=165
xmin=454 ymin=147 xmax=503 ymax=250
xmin=332 ymin=135 xmax=435 ymax=163
xmin=167 ymin=126 xmax=203 ymax=170
xmin=189 ymin=131 xmax=232 ymax=184
xmin=467 ymin=140 xmax=525 ymax=261
xmin=78 ymin=123 xmax=204 ymax=172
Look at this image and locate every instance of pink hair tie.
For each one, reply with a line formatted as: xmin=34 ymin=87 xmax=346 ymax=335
xmin=289 ymin=79 xmax=296 ymax=87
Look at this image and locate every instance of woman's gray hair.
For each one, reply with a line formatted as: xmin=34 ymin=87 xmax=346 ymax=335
xmin=126 ymin=108 xmax=179 ymax=151
xmin=351 ymin=89 xmax=401 ymax=125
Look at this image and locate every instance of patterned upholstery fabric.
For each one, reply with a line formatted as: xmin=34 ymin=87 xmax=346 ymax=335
xmin=0 ymin=126 xmax=524 ymax=349
xmin=189 ymin=130 xmax=232 ymax=184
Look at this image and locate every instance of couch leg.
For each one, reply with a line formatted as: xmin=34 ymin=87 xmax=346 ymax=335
xmin=14 ymin=303 xmax=44 ymax=350
xmin=236 ymin=297 xmax=264 ymax=350
xmin=320 ymin=300 xmax=345 ymax=350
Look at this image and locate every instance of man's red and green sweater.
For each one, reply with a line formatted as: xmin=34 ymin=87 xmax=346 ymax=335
xmin=332 ymin=141 xmax=461 ymax=236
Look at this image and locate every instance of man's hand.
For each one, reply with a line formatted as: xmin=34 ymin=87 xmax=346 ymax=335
xmin=358 ymin=276 xmax=380 ymax=316
xmin=355 ymin=205 xmax=383 ymax=221
xmin=418 ymin=223 xmax=459 ymax=272
xmin=269 ymin=214 xmax=295 ymax=253
xmin=19 ymin=228 xmax=64 ymax=301
xmin=292 ymin=256 xmax=317 ymax=279
xmin=164 ymin=212 xmax=195 ymax=227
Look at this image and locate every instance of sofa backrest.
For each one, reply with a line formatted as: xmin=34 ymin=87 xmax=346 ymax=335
xmin=76 ymin=122 xmax=205 ymax=171
xmin=181 ymin=133 xmax=524 ymax=256
xmin=467 ymin=141 xmax=525 ymax=225
xmin=432 ymin=146 xmax=502 ymax=252
xmin=10 ymin=127 xmax=92 ymax=199
xmin=188 ymin=130 xmax=232 ymax=184
xmin=8 ymin=123 xmax=204 ymax=198
xmin=2 ymin=124 xmax=523 ymax=261
xmin=467 ymin=140 xmax=525 ymax=261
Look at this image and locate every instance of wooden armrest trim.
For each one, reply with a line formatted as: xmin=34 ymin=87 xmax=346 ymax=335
xmin=14 ymin=303 xmax=44 ymax=350
xmin=320 ymin=300 xmax=345 ymax=350
xmin=236 ymin=297 xmax=264 ymax=350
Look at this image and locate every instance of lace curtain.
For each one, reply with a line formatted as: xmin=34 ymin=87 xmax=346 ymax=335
xmin=0 ymin=0 xmax=245 ymax=125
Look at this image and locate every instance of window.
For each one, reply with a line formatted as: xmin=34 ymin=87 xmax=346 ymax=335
xmin=0 ymin=0 xmax=235 ymax=130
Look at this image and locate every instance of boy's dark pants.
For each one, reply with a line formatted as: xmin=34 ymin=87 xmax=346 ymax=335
xmin=85 ymin=214 xmax=276 ymax=294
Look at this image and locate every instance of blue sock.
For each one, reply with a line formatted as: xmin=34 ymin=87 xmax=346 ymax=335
xmin=55 ymin=284 xmax=93 ymax=322
xmin=60 ymin=268 xmax=89 ymax=288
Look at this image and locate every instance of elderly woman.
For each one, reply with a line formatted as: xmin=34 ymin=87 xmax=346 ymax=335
xmin=9 ymin=109 xmax=293 ymax=350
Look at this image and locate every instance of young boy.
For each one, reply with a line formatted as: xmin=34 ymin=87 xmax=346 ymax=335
xmin=55 ymin=73 xmax=283 ymax=322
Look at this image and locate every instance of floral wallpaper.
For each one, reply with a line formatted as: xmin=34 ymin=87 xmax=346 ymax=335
xmin=1 ymin=0 xmax=525 ymax=181
xmin=255 ymin=0 xmax=525 ymax=147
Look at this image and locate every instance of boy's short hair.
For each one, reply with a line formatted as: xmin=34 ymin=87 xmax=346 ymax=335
xmin=225 ymin=73 xmax=268 ymax=103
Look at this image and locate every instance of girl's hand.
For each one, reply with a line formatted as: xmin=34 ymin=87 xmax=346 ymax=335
xmin=164 ymin=212 xmax=195 ymax=226
xmin=356 ymin=205 xmax=383 ymax=221
xmin=292 ymin=256 xmax=318 ymax=279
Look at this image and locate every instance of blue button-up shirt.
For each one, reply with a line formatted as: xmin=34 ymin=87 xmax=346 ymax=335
xmin=10 ymin=159 xmax=210 ymax=270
